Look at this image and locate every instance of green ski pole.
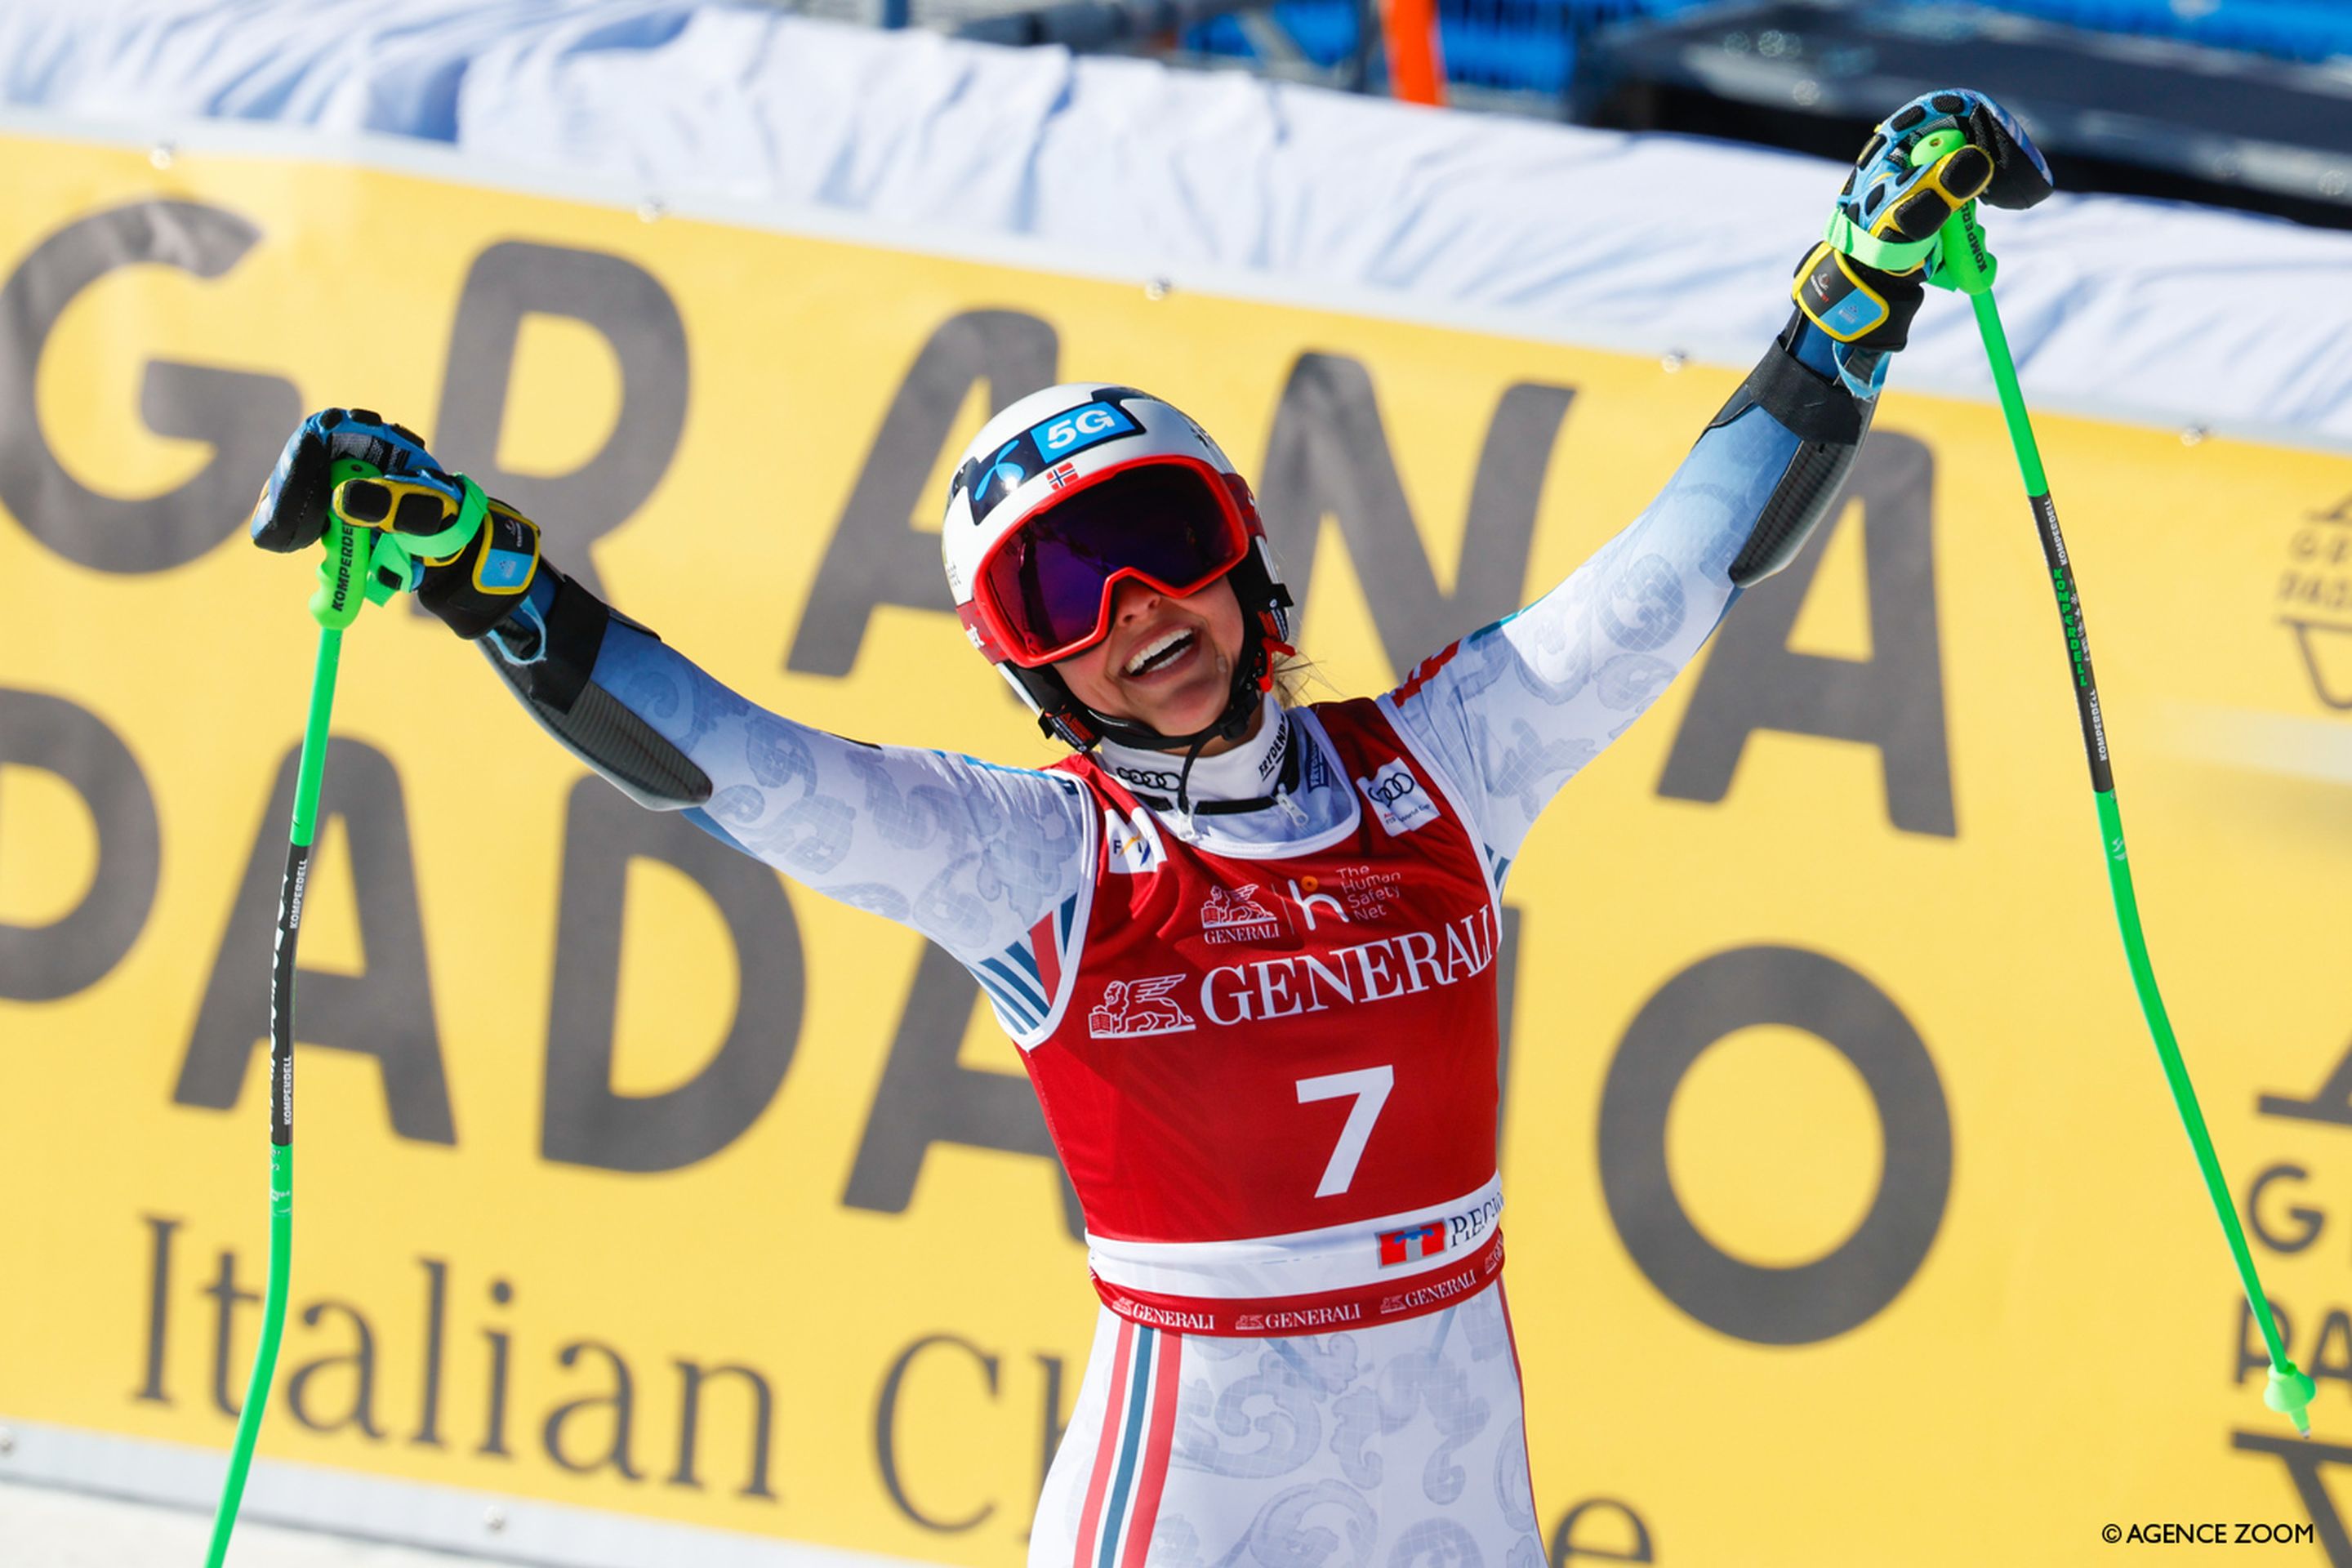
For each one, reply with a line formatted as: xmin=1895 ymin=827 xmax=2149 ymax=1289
xmin=203 ymin=459 xmax=482 ymax=1563
xmin=1878 ymin=131 xmax=2314 ymax=1437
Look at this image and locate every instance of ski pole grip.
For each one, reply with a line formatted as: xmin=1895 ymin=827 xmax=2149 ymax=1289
xmin=308 ymin=457 xmax=382 ymax=630
xmin=1934 ymin=204 xmax=1998 ymax=296
xmin=1898 ymin=129 xmax=1998 ymax=296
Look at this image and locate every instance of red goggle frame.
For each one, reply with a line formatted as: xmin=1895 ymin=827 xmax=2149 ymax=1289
xmin=959 ymin=457 xmax=1258 ymax=669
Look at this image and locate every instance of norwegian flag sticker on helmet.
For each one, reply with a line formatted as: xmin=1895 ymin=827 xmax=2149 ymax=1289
xmin=958 ymin=399 xmax=1140 ymax=523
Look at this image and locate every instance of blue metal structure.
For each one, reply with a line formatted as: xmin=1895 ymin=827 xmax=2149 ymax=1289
xmin=1184 ymin=0 xmax=2352 ymax=98
xmin=1185 ymin=0 xmax=1707 ymax=94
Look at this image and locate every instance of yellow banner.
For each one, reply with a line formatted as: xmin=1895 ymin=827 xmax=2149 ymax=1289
xmin=3 ymin=127 xmax=2352 ymax=1566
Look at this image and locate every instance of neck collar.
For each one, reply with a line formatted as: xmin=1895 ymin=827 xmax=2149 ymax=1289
xmin=1097 ymin=695 xmax=1291 ymax=809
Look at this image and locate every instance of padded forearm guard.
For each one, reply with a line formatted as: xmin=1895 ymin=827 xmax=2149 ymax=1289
xmin=480 ymin=566 xmax=715 ymax=811
xmin=1708 ymin=317 xmax=1880 ymax=587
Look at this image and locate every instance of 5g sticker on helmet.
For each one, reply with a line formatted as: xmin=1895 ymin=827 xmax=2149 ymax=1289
xmin=958 ymin=399 xmax=1141 ymax=523
xmin=1036 ymin=400 xmax=1138 ymax=455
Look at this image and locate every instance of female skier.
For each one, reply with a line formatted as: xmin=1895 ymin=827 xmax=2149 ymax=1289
xmin=251 ymin=92 xmax=2048 ymax=1568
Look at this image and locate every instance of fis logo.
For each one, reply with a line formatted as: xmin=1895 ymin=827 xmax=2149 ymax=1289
xmin=1377 ymin=1222 xmax=1446 ymax=1267
xmin=1104 ymin=807 xmax=1164 ymax=875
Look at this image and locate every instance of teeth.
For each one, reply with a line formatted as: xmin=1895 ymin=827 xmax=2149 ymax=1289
xmin=1126 ymin=629 xmax=1193 ymax=675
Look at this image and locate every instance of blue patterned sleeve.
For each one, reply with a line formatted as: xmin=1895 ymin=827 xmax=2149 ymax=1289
xmin=563 ymin=622 xmax=1094 ymax=967
xmin=1386 ymin=333 xmax=1859 ymax=885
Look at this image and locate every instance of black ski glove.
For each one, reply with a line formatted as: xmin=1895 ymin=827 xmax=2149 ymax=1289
xmin=1793 ymin=88 xmax=2056 ymax=353
xmin=249 ymin=408 xmax=542 ymax=639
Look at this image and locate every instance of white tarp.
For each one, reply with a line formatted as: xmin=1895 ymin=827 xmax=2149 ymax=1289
xmin=5 ymin=0 xmax=2351 ymax=443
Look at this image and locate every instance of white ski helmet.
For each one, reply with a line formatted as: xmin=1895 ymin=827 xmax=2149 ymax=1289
xmin=942 ymin=383 xmax=1294 ymax=751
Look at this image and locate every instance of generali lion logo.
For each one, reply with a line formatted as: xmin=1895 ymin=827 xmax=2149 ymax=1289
xmin=1087 ymin=976 xmax=1194 ymax=1038
xmin=1200 ymin=884 xmax=1281 ymax=946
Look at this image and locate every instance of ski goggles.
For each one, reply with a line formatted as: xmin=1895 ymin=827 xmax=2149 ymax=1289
xmin=966 ymin=459 xmax=1254 ymax=667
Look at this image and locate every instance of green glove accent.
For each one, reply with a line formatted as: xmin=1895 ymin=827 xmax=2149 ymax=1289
xmin=1820 ymin=212 xmax=1940 ymax=276
xmin=331 ymin=470 xmax=487 ymax=562
xmin=359 ymin=474 xmax=490 ymax=608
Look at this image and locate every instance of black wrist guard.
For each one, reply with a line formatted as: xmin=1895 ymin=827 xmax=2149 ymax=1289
xmin=480 ymin=565 xmax=714 ymax=811
xmin=1708 ymin=322 xmax=1878 ymax=586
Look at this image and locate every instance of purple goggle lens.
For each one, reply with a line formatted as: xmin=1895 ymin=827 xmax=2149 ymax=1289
xmin=979 ymin=464 xmax=1249 ymax=665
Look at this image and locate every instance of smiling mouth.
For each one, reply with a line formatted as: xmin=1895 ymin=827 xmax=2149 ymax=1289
xmin=1125 ymin=628 xmax=1197 ymax=677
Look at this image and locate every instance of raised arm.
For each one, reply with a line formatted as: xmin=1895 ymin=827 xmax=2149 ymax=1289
xmin=1382 ymin=318 xmax=1857 ymax=884
xmin=478 ymin=569 xmax=1092 ymax=968
xmin=1386 ymin=89 xmax=2052 ymax=884
xmin=245 ymin=409 xmax=1095 ymax=986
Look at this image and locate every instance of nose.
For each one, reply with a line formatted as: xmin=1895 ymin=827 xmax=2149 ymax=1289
xmin=1107 ymin=577 xmax=1163 ymax=624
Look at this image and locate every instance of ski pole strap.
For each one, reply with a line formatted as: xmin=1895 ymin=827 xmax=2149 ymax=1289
xmin=363 ymin=473 xmax=490 ymax=609
xmin=1821 ymin=210 xmax=1940 ymax=276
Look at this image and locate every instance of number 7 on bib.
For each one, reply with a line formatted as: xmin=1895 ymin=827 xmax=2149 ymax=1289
xmin=1297 ymin=1066 xmax=1395 ymax=1197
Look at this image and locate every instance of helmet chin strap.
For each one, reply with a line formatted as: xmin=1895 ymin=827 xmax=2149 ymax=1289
xmin=1077 ymin=620 xmax=1276 ymax=824
xmin=1018 ymin=572 xmax=1295 ymax=826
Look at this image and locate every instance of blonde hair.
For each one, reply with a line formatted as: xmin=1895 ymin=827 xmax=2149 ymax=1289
xmin=1269 ymin=651 xmax=1331 ymax=708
